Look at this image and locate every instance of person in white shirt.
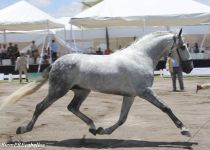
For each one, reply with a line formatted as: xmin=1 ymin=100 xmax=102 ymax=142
xmin=15 ymin=52 xmax=29 ymax=83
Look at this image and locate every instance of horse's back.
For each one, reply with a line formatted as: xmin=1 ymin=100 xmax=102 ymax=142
xmin=49 ymin=53 xmax=153 ymax=96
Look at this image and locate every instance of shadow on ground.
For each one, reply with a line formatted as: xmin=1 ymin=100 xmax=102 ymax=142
xmin=13 ymin=138 xmax=197 ymax=149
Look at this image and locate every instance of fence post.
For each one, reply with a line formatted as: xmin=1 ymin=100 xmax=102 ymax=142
xmin=8 ymin=74 xmax=13 ymax=82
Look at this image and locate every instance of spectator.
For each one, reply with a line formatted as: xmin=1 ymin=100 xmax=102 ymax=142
xmin=166 ymin=52 xmax=184 ymax=92
xmin=193 ymin=42 xmax=199 ymax=53
xmin=42 ymin=47 xmax=49 ymax=64
xmin=30 ymin=41 xmax=39 ymax=64
xmin=1 ymin=44 xmax=8 ymax=60
xmin=104 ymin=48 xmax=112 ymax=55
xmin=15 ymin=52 xmax=29 ymax=83
xmin=14 ymin=44 xmax=20 ymax=59
xmin=118 ymin=45 xmax=122 ymax=49
xmin=186 ymin=43 xmax=191 ymax=53
xmin=7 ymin=42 xmax=17 ymax=65
xmin=50 ymin=39 xmax=58 ymax=62
xmin=96 ymin=47 xmax=103 ymax=55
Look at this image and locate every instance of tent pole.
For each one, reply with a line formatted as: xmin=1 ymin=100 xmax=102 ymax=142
xmin=64 ymin=27 xmax=67 ymax=42
xmin=143 ymin=18 xmax=146 ymax=35
xmin=38 ymin=34 xmax=47 ymax=72
xmin=105 ymin=27 xmax=110 ymax=50
xmin=63 ymin=26 xmax=68 ymax=53
xmin=71 ymin=24 xmax=77 ymax=52
xmin=200 ymin=33 xmax=207 ymax=50
xmin=3 ymin=29 xmax=6 ymax=44
xmin=47 ymin=21 xmax=52 ymax=64
xmin=70 ymin=24 xmax=73 ymax=42
xmin=81 ymin=26 xmax=84 ymax=50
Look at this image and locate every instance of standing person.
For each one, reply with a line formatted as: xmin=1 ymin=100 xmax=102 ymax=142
xmin=30 ymin=41 xmax=39 ymax=64
xmin=166 ymin=51 xmax=184 ymax=92
xmin=104 ymin=48 xmax=112 ymax=55
xmin=42 ymin=47 xmax=49 ymax=64
xmin=7 ymin=42 xmax=17 ymax=65
xmin=15 ymin=52 xmax=29 ymax=83
xmin=1 ymin=44 xmax=8 ymax=59
xmin=96 ymin=47 xmax=103 ymax=55
xmin=14 ymin=44 xmax=20 ymax=60
xmin=196 ymin=83 xmax=210 ymax=93
xmin=50 ymin=39 xmax=58 ymax=62
xmin=193 ymin=42 xmax=199 ymax=53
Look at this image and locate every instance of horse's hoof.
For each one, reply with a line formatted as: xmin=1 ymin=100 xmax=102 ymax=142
xmin=16 ymin=127 xmax=24 ymax=134
xmin=89 ymin=128 xmax=96 ymax=136
xmin=16 ymin=126 xmax=29 ymax=134
xmin=181 ymin=129 xmax=191 ymax=137
xmin=96 ymin=127 xmax=105 ymax=135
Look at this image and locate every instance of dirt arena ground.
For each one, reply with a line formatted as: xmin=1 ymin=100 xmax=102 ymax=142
xmin=0 ymin=77 xmax=210 ymax=150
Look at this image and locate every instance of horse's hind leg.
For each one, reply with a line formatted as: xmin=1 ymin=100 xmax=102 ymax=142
xmin=94 ymin=96 xmax=134 ymax=135
xmin=139 ymin=87 xmax=191 ymax=137
xmin=16 ymin=84 xmax=69 ymax=134
xmin=67 ymin=89 xmax=97 ymax=135
xmin=16 ymin=95 xmax=53 ymax=134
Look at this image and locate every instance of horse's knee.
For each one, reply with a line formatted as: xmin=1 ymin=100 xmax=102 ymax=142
xmin=67 ymin=103 xmax=77 ymax=113
xmin=162 ymin=106 xmax=172 ymax=113
xmin=35 ymin=102 xmax=45 ymax=113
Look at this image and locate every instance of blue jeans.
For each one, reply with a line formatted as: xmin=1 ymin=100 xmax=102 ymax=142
xmin=171 ymin=67 xmax=184 ymax=91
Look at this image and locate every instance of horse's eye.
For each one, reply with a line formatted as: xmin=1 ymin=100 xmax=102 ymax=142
xmin=180 ymin=45 xmax=186 ymax=50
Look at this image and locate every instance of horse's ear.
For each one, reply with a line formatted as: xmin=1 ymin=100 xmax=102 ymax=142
xmin=178 ymin=28 xmax=182 ymax=37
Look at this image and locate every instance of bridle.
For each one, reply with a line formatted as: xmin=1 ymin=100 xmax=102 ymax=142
xmin=168 ymin=35 xmax=186 ymax=62
xmin=168 ymin=35 xmax=193 ymax=73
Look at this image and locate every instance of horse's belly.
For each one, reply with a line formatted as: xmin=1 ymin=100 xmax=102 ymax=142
xmin=77 ymin=74 xmax=136 ymax=96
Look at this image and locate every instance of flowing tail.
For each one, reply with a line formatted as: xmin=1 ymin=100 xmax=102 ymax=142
xmin=0 ymin=66 xmax=51 ymax=111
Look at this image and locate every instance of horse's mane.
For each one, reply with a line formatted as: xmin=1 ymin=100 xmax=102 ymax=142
xmin=132 ymin=31 xmax=175 ymax=46
xmin=113 ymin=31 xmax=175 ymax=54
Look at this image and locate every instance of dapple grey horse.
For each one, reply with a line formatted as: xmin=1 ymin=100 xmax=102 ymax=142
xmin=7 ymin=29 xmax=193 ymax=137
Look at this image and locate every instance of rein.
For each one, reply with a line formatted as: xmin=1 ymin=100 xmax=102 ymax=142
xmin=176 ymin=48 xmax=183 ymax=63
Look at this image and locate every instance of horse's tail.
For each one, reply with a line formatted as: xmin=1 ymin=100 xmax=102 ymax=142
xmin=0 ymin=66 xmax=52 ymax=111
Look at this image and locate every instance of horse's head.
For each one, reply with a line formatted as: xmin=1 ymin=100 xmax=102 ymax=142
xmin=170 ymin=29 xmax=194 ymax=74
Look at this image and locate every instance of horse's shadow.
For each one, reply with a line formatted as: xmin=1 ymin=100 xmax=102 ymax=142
xmin=20 ymin=138 xmax=197 ymax=149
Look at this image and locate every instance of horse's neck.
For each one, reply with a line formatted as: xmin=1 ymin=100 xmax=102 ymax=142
xmin=130 ymin=34 xmax=174 ymax=69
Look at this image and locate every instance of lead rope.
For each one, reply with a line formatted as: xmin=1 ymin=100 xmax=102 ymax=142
xmin=187 ymin=118 xmax=210 ymax=142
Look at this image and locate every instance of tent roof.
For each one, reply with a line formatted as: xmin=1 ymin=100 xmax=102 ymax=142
xmin=71 ymin=0 xmax=210 ymax=28
xmin=0 ymin=0 xmax=64 ymax=31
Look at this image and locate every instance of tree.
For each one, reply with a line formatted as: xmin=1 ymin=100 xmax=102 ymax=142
xmin=81 ymin=0 xmax=103 ymax=9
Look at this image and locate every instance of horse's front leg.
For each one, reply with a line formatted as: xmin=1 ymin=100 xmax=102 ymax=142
xmin=67 ymin=89 xmax=97 ymax=135
xmin=95 ymin=96 xmax=134 ymax=135
xmin=139 ymin=87 xmax=191 ymax=137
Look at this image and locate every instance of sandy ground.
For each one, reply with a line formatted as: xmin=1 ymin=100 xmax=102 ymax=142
xmin=0 ymin=77 xmax=210 ymax=150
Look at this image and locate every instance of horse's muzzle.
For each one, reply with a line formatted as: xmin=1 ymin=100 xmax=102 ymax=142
xmin=182 ymin=60 xmax=194 ymax=74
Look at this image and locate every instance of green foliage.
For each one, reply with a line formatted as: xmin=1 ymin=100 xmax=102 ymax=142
xmin=82 ymin=0 xmax=103 ymax=9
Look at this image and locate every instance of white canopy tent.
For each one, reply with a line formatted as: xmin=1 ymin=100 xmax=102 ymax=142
xmin=70 ymin=0 xmax=210 ymax=28
xmin=0 ymin=0 xmax=65 ymax=51
xmin=0 ymin=0 xmax=64 ymax=31
xmin=0 ymin=0 xmax=66 ymax=71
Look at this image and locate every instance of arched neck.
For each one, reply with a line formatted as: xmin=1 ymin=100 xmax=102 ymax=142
xmin=127 ymin=34 xmax=174 ymax=68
